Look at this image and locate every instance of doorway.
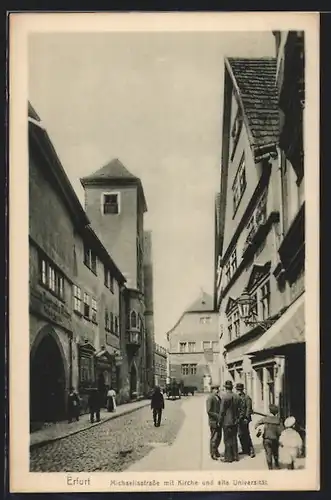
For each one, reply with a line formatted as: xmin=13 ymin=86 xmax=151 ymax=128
xmin=30 ymin=333 xmax=66 ymax=423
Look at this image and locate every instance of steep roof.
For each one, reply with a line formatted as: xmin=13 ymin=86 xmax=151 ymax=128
xmin=80 ymin=158 xmax=148 ymax=213
xmin=186 ymin=291 xmax=214 ymax=313
xmin=226 ymin=57 xmax=279 ymax=161
xmin=81 ymin=158 xmax=138 ymax=183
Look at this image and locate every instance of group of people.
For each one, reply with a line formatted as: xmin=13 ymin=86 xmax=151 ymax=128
xmin=67 ymin=386 xmax=117 ymax=424
xmin=206 ymin=380 xmax=303 ymax=469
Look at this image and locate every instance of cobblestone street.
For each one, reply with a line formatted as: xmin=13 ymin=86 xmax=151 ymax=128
xmin=30 ymin=398 xmax=185 ymax=472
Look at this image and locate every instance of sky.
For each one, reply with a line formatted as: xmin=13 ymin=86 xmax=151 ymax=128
xmin=28 ymin=31 xmax=275 ymax=347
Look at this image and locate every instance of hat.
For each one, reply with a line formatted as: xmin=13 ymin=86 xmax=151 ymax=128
xmin=269 ymin=404 xmax=279 ymax=415
xmin=235 ymin=383 xmax=244 ymax=390
xmin=284 ymin=416 xmax=296 ymax=428
xmin=224 ymin=380 xmax=233 ymax=389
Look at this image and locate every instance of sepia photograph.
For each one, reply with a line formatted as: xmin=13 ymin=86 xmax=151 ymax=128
xmin=9 ymin=12 xmax=319 ymax=493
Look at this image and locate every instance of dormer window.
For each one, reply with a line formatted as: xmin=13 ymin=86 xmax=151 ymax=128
xmin=102 ymin=192 xmax=120 ymax=215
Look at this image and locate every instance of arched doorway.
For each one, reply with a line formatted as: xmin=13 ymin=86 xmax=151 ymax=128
xmin=130 ymin=362 xmax=137 ymax=398
xmin=30 ymin=333 xmax=66 ymax=423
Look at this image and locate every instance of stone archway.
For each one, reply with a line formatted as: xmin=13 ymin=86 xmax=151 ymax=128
xmin=30 ymin=327 xmax=67 ymax=423
xmin=130 ymin=361 xmax=138 ymax=398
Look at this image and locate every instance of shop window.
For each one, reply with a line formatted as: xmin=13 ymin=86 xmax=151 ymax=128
xmin=39 ymin=255 xmax=65 ymax=300
xmin=102 ymin=192 xmax=120 ymax=215
xmin=181 ymin=364 xmax=189 ymax=376
xmin=73 ymin=285 xmax=82 ymax=313
xmin=83 ymin=293 xmax=90 ymax=319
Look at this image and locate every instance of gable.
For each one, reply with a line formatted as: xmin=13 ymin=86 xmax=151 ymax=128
xmin=247 ymin=261 xmax=271 ymax=291
xmin=225 ymin=297 xmax=237 ymax=315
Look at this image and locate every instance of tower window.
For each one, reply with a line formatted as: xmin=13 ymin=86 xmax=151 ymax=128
xmin=102 ymin=193 xmax=120 ymax=215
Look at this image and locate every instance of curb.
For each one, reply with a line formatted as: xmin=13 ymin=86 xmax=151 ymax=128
xmin=30 ymin=401 xmax=150 ymax=451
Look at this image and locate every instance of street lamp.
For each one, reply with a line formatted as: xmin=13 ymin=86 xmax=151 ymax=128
xmin=236 ymin=287 xmax=275 ymax=331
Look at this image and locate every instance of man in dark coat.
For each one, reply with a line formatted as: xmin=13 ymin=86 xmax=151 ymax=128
xmin=151 ymin=386 xmax=165 ymax=427
xmin=67 ymin=386 xmax=80 ymax=423
xmin=88 ymin=388 xmax=101 ymax=424
xmin=236 ymin=382 xmax=255 ymax=458
xmin=219 ymin=380 xmax=240 ymax=463
xmin=206 ymin=384 xmax=222 ymax=460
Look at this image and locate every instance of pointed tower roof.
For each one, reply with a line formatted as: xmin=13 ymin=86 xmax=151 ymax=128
xmin=186 ymin=290 xmax=214 ymax=313
xmin=80 ymin=158 xmax=148 ymax=212
xmin=225 ymin=57 xmax=279 ymax=161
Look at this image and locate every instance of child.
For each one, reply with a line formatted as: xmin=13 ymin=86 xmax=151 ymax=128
xmin=255 ymin=404 xmax=284 ymax=470
xmin=279 ymin=416 xmax=303 ymax=470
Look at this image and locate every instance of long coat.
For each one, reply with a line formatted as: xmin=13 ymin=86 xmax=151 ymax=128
xmin=206 ymin=393 xmax=221 ymax=428
xmin=237 ymin=393 xmax=253 ymax=422
xmin=151 ymin=390 xmax=165 ymax=410
xmin=219 ymin=391 xmax=240 ymax=427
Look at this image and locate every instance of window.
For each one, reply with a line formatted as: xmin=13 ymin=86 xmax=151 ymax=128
xmin=230 ymin=249 xmax=237 ymax=276
xmin=225 ymin=261 xmax=231 ymax=284
xmin=83 ymin=293 xmax=90 ymax=319
xmin=114 ymin=315 xmax=119 ymax=335
xmin=105 ymin=309 xmax=110 ymax=331
xmin=203 ymin=341 xmax=211 ymax=351
xmin=73 ymin=285 xmax=82 ymax=313
xmin=260 ymin=281 xmax=270 ymax=320
xmin=110 ymin=312 xmax=114 ymax=332
xmin=232 ymin=155 xmax=246 ymax=212
xmin=104 ymin=266 xmax=114 ymax=293
xmin=188 ymin=342 xmax=196 ymax=353
xmin=39 ymin=256 xmax=65 ymax=300
xmin=179 ymin=342 xmax=187 ymax=353
xmin=251 ymin=292 xmax=258 ymax=318
xmin=200 ymin=316 xmax=211 ymax=324
xmin=91 ymin=298 xmax=97 ymax=323
xmin=190 ymin=364 xmax=197 ymax=375
xmin=103 ymin=193 xmax=120 ymax=215
xmin=212 ymin=341 xmax=219 ymax=352
xmin=130 ymin=310 xmax=138 ymax=329
xmin=233 ymin=311 xmax=240 ymax=338
xmin=181 ymin=364 xmax=189 ymax=376
xmin=80 ymin=356 xmax=92 ymax=382
xmin=84 ymin=246 xmax=97 ymax=274
xmin=244 ymin=191 xmax=267 ymax=249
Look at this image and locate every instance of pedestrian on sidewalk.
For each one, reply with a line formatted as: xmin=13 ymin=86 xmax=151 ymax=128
xmin=107 ymin=387 xmax=117 ymax=412
xmin=88 ymin=388 xmax=101 ymax=424
xmin=151 ymin=386 xmax=164 ymax=427
xmin=255 ymin=404 xmax=284 ymax=470
xmin=236 ymin=382 xmax=255 ymax=458
xmin=67 ymin=386 xmax=80 ymax=423
xmin=219 ymin=380 xmax=240 ymax=463
xmin=279 ymin=416 xmax=303 ymax=470
xmin=206 ymin=384 xmax=222 ymax=460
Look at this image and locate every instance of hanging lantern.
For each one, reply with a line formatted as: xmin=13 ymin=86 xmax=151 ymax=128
xmin=237 ymin=287 xmax=254 ymax=322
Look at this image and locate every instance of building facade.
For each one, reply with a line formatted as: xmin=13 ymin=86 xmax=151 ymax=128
xmin=80 ymin=158 xmax=153 ymax=398
xmin=215 ymin=36 xmax=305 ymax=431
xmin=154 ymin=343 xmax=167 ymax=389
xmin=29 ymin=103 xmax=155 ymax=424
xmin=167 ymin=292 xmax=220 ymax=392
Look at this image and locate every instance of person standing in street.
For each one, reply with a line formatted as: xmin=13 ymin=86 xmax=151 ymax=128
xmin=255 ymin=404 xmax=284 ymax=469
xmin=88 ymin=387 xmax=101 ymax=424
xmin=279 ymin=416 xmax=303 ymax=469
xmin=67 ymin=386 xmax=80 ymax=423
xmin=206 ymin=384 xmax=222 ymax=460
xmin=236 ymin=382 xmax=255 ymax=458
xmin=151 ymin=386 xmax=165 ymax=427
xmin=107 ymin=387 xmax=117 ymax=412
xmin=219 ymin=380 xmax=240 ymax=463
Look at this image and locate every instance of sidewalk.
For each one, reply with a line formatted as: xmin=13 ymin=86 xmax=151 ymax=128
xmin=30 ymin=399 xmax=150 ymax=449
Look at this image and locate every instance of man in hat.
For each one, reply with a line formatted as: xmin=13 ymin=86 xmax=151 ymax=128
xmin=236 ymin=382 xmax=255 ymax=458
xmin=219 ymin=380 xmax=240 ymax=463
xmin=206 ymin=384 xmax=222 ymax=460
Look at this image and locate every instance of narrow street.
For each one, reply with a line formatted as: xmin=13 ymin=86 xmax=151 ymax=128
xmin=30 ymin=394 xmax=305 ymax=472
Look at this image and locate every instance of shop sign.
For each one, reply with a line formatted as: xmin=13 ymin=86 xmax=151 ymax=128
xmin=30 ymin=287 xmax=72 ymax=329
